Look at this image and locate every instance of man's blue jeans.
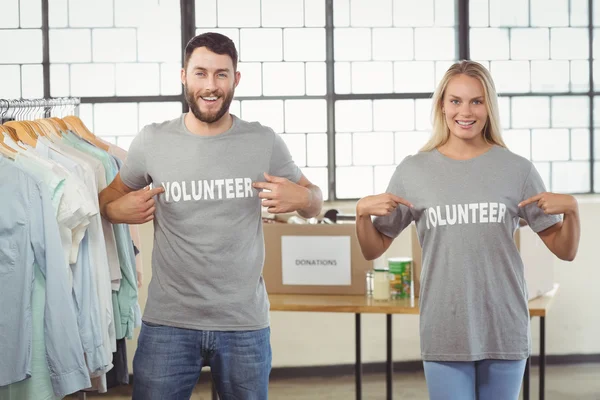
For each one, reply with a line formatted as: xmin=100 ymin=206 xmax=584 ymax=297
xmin=132 ymin=321 xmax=272 ymax=400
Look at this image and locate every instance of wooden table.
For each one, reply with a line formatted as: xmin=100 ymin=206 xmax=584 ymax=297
xmin=267 ymin=284 xmax=559 ymax=400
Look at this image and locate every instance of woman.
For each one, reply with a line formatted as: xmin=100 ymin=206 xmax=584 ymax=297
xmin=356 ymin=60 xmax=580 ymax=400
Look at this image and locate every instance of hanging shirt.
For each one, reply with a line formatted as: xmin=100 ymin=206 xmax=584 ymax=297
xmin=0 ymin=157 xmax=90 ymax=396
xmin=373 ymin=146 xmax=562 ymax=362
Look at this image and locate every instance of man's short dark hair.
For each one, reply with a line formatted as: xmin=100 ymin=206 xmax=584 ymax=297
xmin=184 ymin=32 xmax=238 ymax=71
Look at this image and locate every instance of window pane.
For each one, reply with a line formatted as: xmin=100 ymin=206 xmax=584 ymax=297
xmin=49 ymin=0 xmax=69 ymax=27
xmin=571 ymin=0 xmax=589 ymax=26
xmin=69 ymin=0 xmax=113 ymax=27
xmin=510 ymin=28 xmax=550 ymax=60
xmin=511 ymin=97 xmax=550 ymax=128
xmin=93 ymin=28 xmax=137 ymax=62
xmin=306 ymin=62 xmax=326 ymax=95
xmin=490 ymin=61 xmax=530 ymax=93
xmin=530 ymin=61 xmax=570 ymax=92
xmin=285 ymin=100 xmax=327 ymax=133
xmin=307 ymin=133 xmax=328 ymax=167
xmin=0 ymin=29 xmax=43 ymax=64
xmin=241 ymin=100 xmax=284 ymax=132
xmin=469 ymin=0 xmax=489 ymax=27
xmin=414 ymin=28 xmax=455 ymax=60
xmin=50 ymin=64 xmax=70 ymax=97
xmin=552 ymin=162 xmax=590 ymax=193
xmin=333 ymin=0 xmax=350 ymax=27
xmin=571 ymin=129 xmax=590 ymax=161
xmin=94 ymin=103 xmax=139 ymax=135
xmin=138 ymin=25 xmax=181 ymax=62
xmin=71 ymin=64 xmax=116 ymax=96
xmin=335 ymin=100 xmax=372 ymax=132
xmin=503 ymin=129 xmax=531 ymax=160
xmin=551 ymin=28 xmax=588 ymax=60
xmin=531 ymin=129 xmax=570 ymax=161
xmin=489 ymin=0 xmax=528 ymax=27
xmin=415 ymin=98 xmax=433 ymax=130
xmin=374 ymin=165 xmax=397 ymax=193
xmin=20 ymin=0 xmax=42 ymax=28
xmin=0 ymin=65 xmax=21 ymax=99
xmin=49 ymin=29 xmax=92 ymax=63
xmin=114 ymin=0 xmax=143 ymax=27
xmin=235 ymin=62 xmax=262 ymax=96
xmin=116 ymin=63 xmax=160 ymax=96
xmin=498 ymin=96 xmax=511 ymax=129
xmin=161 ymin=63 xmax=183 ymax=95
xmin=394 ymin=131 xmax=430 ymax=162
xmin=240 ymin=29 xmax=283 ymax=61
xmin=551 ymin=97 xmax=589 ymax=128
xmin=353 ymin=132 xmax=394 ymax=165
xmin=334 ymin=28 xmax=371 ymax=61
xmin=470 ymin=28 xmax=510 ymax=60
xmin=302 ymin=167 xmax=328 ymax=200
xmin=571 ymin=61 xmax=589 ymax=92
xmin=533 ymin=162 xmax=551 ymax=191
xmin=262 ymin=62 xmax=305 ymax=95
xmin=304 ymin=0 xmax=325 ymax=27
xmin=195 ymin=0 xmax=217 ymax=27
xmin=373 ymin=28 xmax=413 ymax=61
xmin=281 ymin=134 xmax=307 ymax=167
xmin=374 ymin=99 xmax=415 ymax=131
xmin=352 ymin=62 xmax=393 ymax=93
xmin=21 ymin=64 xmax=43 ymax=98
xmin=229 ymin=100 xmax=241 ymax=117
xmin=393 ymin=0 xmax=434 ymax=27
xmin=138 ymin=102 xmax=182 ymax=128
xmin=530 ymin=0 xmax=569 ymax=27
xmin=218 ymin=0 xmax=261 ymax=27
xmin=262 ymin=0 xmax=304 ymax=27
xmin=351 ymin=0 xmax=392 ymax=27
xmin=284 ymin=28 xmax=326 ymax=61
xmin=334 ymin=62 xmax=352 ymax=94
xmin=336 ymin=133 xmax=353 ymax=165
xmin=394 ymin=61 xmax=435 ymax=92
xmin=79 ymin=104 xmax=93 ymax=131
xmin=0 ymin=0 xmax=19 ymax=28
xmin=336 ymin=166 xmax=373 ymax=198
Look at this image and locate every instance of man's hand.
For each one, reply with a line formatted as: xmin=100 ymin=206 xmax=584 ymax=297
xmin=252 ymin=173 xmax=310 ymax=214
xmin=106 ymin=186 xmax=164 ymax=224
xmin=356 ymin=193 xmax=413 ymax=218
xmin=518 ymin=192 xmax=578 ymax=215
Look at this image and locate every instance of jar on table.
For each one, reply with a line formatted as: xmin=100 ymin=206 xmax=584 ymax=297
xmin=372 ymin=268 xmax=390 ymax=301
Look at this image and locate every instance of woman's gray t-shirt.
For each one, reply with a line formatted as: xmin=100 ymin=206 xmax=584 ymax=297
xmin=373 ymin=145 xmax=561 ymax=362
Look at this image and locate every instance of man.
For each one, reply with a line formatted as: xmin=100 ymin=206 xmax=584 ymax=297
xmin=99 ymin=32 xmax=323 ymax=399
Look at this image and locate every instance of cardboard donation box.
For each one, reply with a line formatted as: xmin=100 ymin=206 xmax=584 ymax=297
xmin=410 ymin=223 xmax=555 ymax=300
xmin=262 ymin=223 xmax=373 ymax=295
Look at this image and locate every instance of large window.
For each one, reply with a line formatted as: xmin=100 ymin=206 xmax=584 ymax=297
xmin=3 ymin=0 xmax=598 ymax=199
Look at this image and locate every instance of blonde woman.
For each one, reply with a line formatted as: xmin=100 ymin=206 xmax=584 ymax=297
xmin=356 ymin=60 xmax=580 ymax=399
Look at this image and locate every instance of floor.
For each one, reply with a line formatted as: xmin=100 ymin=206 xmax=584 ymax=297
xmin=67 ymin=363 xmax=600 ymax=399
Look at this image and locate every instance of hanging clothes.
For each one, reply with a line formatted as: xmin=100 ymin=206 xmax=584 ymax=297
xmin=0 ymin=102 xmax=141 ymax=399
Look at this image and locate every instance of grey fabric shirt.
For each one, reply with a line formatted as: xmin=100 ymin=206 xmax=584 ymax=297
xmin=120 ymin=114 xmax=301 ymax=331
xmin=373 ymin=146 xmax=562 ymax=362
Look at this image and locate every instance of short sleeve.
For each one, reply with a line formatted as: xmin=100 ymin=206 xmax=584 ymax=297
xmin=518 ymin=164 xmax=562 ymax=232
xmin=372 ymin=163 xmax=414 ymax=239
xmin=268 ymin=131 xmax=302 ymax=183
xmin=120 ymin=129 xmax=150 ymax=190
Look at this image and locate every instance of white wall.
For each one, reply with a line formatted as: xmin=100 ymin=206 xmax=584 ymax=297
xmin=127 ymin=196 xmax=600 ymax=370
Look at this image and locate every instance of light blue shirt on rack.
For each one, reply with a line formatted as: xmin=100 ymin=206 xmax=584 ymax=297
xmin=0 ymin=156 xmax=91 ymax=397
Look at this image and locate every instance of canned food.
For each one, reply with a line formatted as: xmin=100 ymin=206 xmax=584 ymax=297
xmin=388 ymin=257 xmax=412 ymax=299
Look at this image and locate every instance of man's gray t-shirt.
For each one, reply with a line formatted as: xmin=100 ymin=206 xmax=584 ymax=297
xmin=120 ymin=114 xmax=301 ymax=331
xmin=373 ymin=146 xmax=561 ymax=361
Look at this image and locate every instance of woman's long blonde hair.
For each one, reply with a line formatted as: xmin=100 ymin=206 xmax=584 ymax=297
xmin=420 ymin=60 xmax=506 ymax=152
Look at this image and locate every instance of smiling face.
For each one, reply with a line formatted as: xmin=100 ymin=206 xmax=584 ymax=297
xmin=181 ymin=46 xmax=240 ymax=124
xmin=442 ymin=73 xmax=489 ymax=144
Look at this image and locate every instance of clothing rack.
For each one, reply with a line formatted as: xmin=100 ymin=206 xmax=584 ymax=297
xmin=0 ymin=97 xmax=80 ymax=123
xmin=1 ymin=96 xmax=86 ymax=400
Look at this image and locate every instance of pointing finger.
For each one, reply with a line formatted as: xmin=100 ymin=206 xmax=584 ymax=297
xmin=518 ymin=193 xmax=543 ymax=208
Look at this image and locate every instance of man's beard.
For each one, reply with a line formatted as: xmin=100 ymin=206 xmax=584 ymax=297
xmin=184 ymin=85 xmax=234 ymax=124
